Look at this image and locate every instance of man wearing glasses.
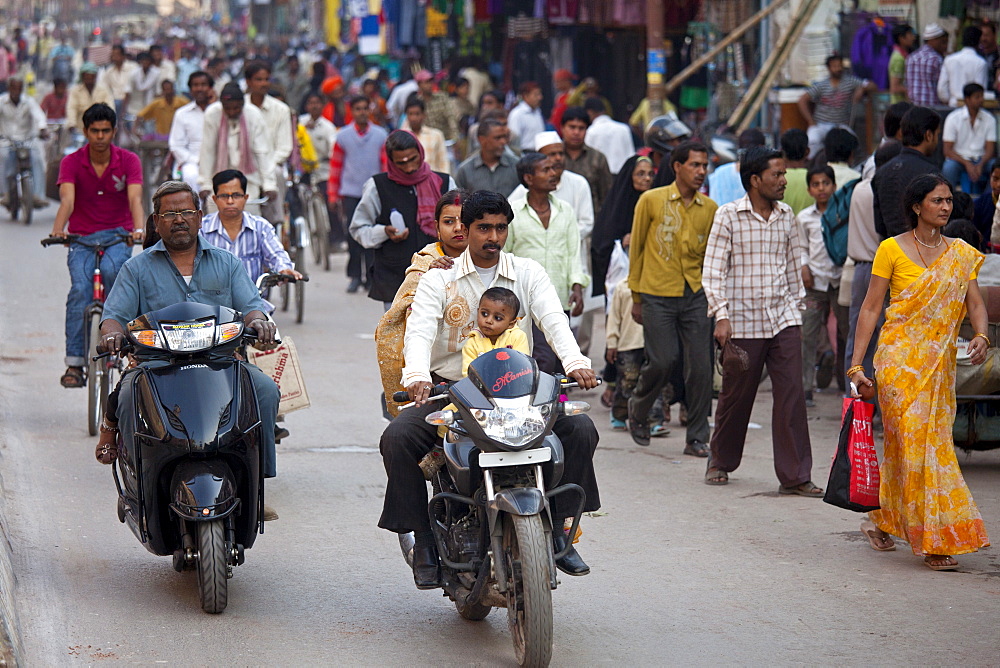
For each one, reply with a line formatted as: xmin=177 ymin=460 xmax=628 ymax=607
xmin=99 ymin=181 xmax=283 ymax=519
xmin=200 ymin=169 xmax=302 ymax=307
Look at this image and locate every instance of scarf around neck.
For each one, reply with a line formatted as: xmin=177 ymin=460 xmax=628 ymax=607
xmin=215 ymin=109 xmax=257 ymax=177
xmin=387 ymin=131 xmax=442 ymax=237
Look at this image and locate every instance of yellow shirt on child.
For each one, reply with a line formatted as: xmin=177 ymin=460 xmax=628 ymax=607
xmin=461 ymin=327 xmax=531 ymax=376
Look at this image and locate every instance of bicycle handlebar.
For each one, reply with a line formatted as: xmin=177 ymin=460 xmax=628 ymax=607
xmin=41 ymin=231 xmax=132 ymax=248
xmin=255 ymin=272 xmax=309 ymax=290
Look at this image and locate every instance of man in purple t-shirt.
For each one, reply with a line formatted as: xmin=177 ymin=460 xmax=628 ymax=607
xmin=49 ymin=103 xmax=144 ymax=388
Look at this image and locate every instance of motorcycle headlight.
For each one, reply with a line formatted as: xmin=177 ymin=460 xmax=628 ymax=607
xmin=161 ymin=319 xmax=217 ymax=352
xmin=477 ymin=400 xmax=547 ymax=448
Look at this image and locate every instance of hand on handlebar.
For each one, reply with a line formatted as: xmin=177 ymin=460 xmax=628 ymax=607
xmin=567 ymin=368 xmax=598 ymax=390
xmin=406 ymin=380 xmax=434 ymax=406
xmin=280 ymin=268 xmax=304 ymax=281
xmin=247 ymin=317 xmax=278 ymax=347
xmin=101 ymin=332 xmax=126 ymax=355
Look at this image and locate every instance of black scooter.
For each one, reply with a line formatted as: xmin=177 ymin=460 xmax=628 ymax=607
xmin=394 ymin=349 xmax=593 ymax=667
xmin=108 ymin=302 xmax=268 ymax=614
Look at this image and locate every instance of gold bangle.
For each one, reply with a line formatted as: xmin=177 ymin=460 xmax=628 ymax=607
xmin=846 ymin=365 xmax=865 ymax=378
xmin=974 ymin=333 xmax=991 ymax=347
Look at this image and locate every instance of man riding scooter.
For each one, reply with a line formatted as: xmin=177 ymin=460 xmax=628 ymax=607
xmin=0 ymin=76 xmax=49 ymax=209
xmin=380 ymin=189 xmax=602 ymax=588
xmin=97 ymin=180 xmax=283 ymax=520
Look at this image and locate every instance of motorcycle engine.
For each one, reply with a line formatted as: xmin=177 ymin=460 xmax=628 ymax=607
xmin=449 ymin=513 xmax=480 ymax=564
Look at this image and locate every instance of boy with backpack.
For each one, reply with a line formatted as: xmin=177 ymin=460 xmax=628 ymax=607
xmin=799 ymin=165 xmax=850 ymax=406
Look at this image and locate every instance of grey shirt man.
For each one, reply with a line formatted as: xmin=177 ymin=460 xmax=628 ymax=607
xmin=454 ymin=151 xmax=520 ymax=197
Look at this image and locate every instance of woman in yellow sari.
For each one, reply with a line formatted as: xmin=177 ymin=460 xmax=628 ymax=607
xmin=851 ymin=174 xmax=991 ymax=570
xmin=376 ymin=189 xmax=470 ymax=416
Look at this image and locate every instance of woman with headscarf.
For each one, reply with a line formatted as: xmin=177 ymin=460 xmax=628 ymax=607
xmin=591 ymin=155 xmax=654 ymax=298
xmin=349 ymin=129 xmax=456 ymax=307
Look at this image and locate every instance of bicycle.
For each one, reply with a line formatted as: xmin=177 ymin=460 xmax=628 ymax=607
xmin=278 ymin=213 xmax=310 ymax=324
xmin=42 ymin=232 xmax=132 ymax=436
xmin=297 ymin=177 xmax=331 ymax=272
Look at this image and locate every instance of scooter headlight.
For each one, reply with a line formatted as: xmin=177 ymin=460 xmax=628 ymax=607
xmin=160 ymin=319 xmax=217 ymax=352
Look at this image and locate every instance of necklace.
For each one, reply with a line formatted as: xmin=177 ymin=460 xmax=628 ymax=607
xmin=530 ymin=203 xmax=550 ymax=216
xmin=913 ymin=237 xmax=929 ymax=267
xmin=912 ymin=228 xmax=943 ymax=249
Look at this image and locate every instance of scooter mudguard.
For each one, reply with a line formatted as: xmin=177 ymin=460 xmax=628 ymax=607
xmin=169 ymin=460 xmax=239 ymax=521
xmin=490 ymin=487 xmax=547 ymax=517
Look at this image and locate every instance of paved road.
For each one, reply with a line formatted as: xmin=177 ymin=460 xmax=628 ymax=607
xmin=1 ymin=209 xmax=998 ymax=665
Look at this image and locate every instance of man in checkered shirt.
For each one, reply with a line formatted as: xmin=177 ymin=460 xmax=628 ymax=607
xmin=906 ymin=23 xmax=949 ymax=107
xmin=701 ymin=146 xmax=823 ymax=497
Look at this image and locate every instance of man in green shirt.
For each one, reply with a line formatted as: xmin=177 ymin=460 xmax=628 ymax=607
xmin=780 ymin=128 xmax=814 ymax=214
xmin=889 ymin=24 xmax=916 ymax=104
xmin=627 ymin=141 xmax=718 ymax=454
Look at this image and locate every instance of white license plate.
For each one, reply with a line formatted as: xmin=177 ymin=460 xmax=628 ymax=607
xmin=478 ymin=448 xmax=551 ymax=468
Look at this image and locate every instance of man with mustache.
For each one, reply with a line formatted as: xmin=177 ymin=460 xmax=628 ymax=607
xmin=626 ymin=141 xmax=717 ymax=456
xmin=381 ymin=189 xmax=601 ymax=589
xmin=97 ymin=181 xmax=282 ymax=518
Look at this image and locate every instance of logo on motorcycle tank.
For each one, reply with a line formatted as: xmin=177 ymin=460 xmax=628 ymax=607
xmin=493 ymin=368 xmax=531 ymax=392
xmin=179 ymin=364 xmax=209 ymax=370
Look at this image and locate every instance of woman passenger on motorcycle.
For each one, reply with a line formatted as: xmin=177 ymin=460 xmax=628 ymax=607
xmin=376 ymin=188 xmax=470 ymax=416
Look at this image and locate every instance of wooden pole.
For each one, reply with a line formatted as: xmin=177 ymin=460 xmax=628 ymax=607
xmin=663 ymin=0 xmax=791 ymax=95
xmin=728 ymin=0 xmax=825 ymax=133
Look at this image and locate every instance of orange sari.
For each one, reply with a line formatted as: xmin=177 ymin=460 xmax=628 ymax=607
xmin=872 ymin=240 xmax=990 ymax=556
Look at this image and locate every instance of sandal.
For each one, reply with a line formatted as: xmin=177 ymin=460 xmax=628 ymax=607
xmin=95 ymin=419 xmax=119 ymax=465
xmin=705 ymin=463 xmax=729 ymax=485
xmin=61 ymin=366 xmax=85 ymax=388
xmin=778 ymin=481 xmax=824 ymax=497
xmin=861 ymin=521 xmax=896 ymax=551
xmin=924 ymin=555 xmax=959 ymax=571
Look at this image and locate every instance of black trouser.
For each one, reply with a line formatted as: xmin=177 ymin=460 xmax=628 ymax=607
xmin=342 ymin=196 xmax=371 ymax=281
xmin=531 ymin=318 xmax=567 ymax=375
xmin=378 ymin=401 xmax=601 ymax=534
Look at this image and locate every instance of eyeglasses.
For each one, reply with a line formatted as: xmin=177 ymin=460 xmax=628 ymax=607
xmin=158 ymin=210 xmax=200 ymax=222
xmin=216 ymin=193 xmax=247 ymax=201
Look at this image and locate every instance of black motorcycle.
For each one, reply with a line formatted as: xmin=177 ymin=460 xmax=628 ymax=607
xmin=2 ymin=137 xmax=34 ymax=225
xmin=394 ymin=349 xmax=592 ymax=667
xmin=108 ymin=302 xmax=268 ymax=614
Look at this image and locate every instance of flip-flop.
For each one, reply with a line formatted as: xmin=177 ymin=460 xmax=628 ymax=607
xmin=861 ymin=521 xmax=896 ymax=551
xmin=924 ymin=555 xmax=959 ymax=571
xmin=60 ymin=367 xmax=85 ymax=388
xmin=778 ymin=481 xmax=824 ymax=497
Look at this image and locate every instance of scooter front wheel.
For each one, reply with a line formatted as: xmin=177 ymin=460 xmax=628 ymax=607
xmin=197 ymin=520 xmax=228 ymax=614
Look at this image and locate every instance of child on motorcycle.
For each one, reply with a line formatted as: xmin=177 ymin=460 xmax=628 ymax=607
xmin=437 ymin=287 xmax=529 ymax=438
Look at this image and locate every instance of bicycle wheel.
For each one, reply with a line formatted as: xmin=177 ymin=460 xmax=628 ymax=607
xmin=87 ymin=310 xmax=103 ymax=436
xmin=19 ymin=174 xmax=32 ymax=226
xmin=295 ymin=274 xmax=305 ymax=323
xmin=308 ymin=195 xmax=330 ymax=271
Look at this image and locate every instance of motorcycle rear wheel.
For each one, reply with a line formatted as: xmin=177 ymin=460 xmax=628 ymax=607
xmin=19 ymin=174 xmax=32 ymax=226
xmin=197 ymin=520 xmax=229 ymax=614
xmin=87 ymin=311 xmax=102 ymax=436
xmin=503 ymin=514 xmax=553 ymax=667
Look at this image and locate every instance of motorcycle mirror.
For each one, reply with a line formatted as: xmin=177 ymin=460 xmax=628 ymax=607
xmin=561 ymin=401 xmax=590 ymax=416
xmin=424 ymin=410 xmax=455 ymax=426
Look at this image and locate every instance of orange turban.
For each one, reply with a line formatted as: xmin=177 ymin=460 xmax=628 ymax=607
xmin=321 ymin=76 xmax=344 ymax=95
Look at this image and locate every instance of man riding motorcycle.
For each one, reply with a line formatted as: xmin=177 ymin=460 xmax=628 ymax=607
xmin=381 ymin=189 xmax=601 ymax=588
xmin=0 ymin=76 xmax=48 ymax=209
xmin=97 ymin=180 xmax=282 ymax=518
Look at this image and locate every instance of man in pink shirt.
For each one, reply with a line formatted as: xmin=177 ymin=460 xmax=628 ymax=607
xmin=50 ymin=103 xmax=144 ymax=388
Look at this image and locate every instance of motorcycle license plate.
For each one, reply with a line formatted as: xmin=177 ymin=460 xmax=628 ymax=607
xmin=478 ymin=448 xmax=551 ymax=468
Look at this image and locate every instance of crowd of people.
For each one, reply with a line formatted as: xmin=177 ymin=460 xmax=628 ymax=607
xmin=0 ymin=18 xmax=993 ymax=583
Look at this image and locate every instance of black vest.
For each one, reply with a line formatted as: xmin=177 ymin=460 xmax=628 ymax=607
xmin=367 ymin=172 xmax=450 ymax=302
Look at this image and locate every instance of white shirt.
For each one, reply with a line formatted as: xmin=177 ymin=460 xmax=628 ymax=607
xmin=937 ymin=47 xmax=989 ymax=107
xmin=246 ymin=94 xmax=293 ymax=165
xmin=942 ymin=106 xmax=997 ymax=161
xmin=156 ymin=59 xmax=178 ymax=88
xmin=507 ymin=101 xmax=545 ymax=152
xmin=349 ymin=173 xmax=458 ymax=248
xmin=168 ymin=101 xmax=206 ymax=166
xmin=0 ymin=93 xmax=45 ymax=142
xmin=299 ymin=113 xmax=336 ymax=182
xmin=797 ymin=204 xmax=841 ymax=291
xmin=402 ymin=248 xmax=591 ymax=385
xmin=98 ymin=61 xmax=138 ymax=100
xmin=127 ymin=65 xmax=161 ymax=116
xmin=386 ymin=79 xmax=419 ymax=124
xmin=399 ymin=122 xmax=449 ymax=172
xmin=198 ymin=101 xmax=275 ymax=193
xmin=584 ymin=114 xmax=634 ymax=174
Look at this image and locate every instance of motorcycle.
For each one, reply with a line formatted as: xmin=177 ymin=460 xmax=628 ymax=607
xmin=107 ymin=302 xmax=269 ymax=614
xmin=3 ymin=137 xmax=35 ymax=225
xmin=394 ymin=349 xmax=592 ymax=667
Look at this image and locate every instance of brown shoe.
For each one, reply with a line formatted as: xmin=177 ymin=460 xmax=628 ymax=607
xmin=262 ymin=504 xmax=279 ymax=521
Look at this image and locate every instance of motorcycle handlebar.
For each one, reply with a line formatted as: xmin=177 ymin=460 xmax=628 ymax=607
xmin=392 ymin=384 xmax=450 ymax=403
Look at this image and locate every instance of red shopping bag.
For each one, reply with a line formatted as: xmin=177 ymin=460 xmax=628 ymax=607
xmin=823 ymin=398 xmax=880 ymax=512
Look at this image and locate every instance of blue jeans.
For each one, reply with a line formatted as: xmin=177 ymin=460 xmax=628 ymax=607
xmin=65 ymin=228 xmax=133 ymax=366
xmin=2 ymin=142 xmax=45 ymax=199
xmin=943 ymin=157 xmax=992 ymax=195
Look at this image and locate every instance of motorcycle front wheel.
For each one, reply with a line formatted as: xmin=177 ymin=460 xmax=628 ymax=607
xmin=19 ymin=174 xmax=32 ymax=226
xmin=502 ymin=514 xmax=553 ymax=667
xmin=197 ymin=520 xmax=229 ymax=614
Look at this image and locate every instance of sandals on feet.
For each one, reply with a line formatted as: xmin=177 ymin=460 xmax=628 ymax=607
xmin=924 ymin=555 xmax=959 ymax=571
xmin=705 ymin=464 xmax=729 ymax=485
xmin=778 ymin=481 xmax=824 ymax=497
xmin=861 ymin=521 xmax=896 ymax=551
xmin=95 ymin=419 xmax=119 ymax=465
xmin=61 ymin=367 xmax=85 ymax=388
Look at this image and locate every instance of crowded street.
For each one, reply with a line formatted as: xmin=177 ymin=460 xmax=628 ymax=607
xmin=1 ymin=211 xmax=997 ymax=665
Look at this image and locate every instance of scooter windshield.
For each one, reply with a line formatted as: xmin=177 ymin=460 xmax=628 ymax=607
xmin=467 ymin=348 xmax=538 ymax=399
